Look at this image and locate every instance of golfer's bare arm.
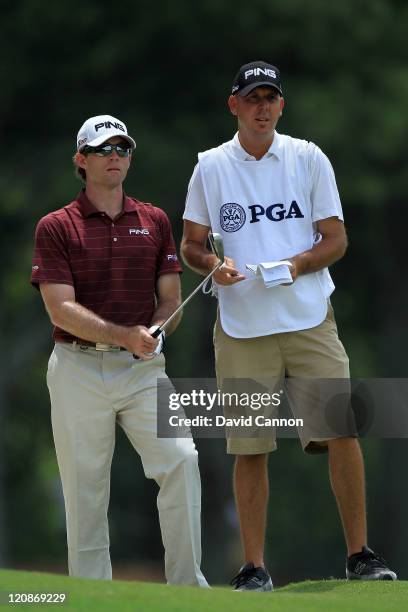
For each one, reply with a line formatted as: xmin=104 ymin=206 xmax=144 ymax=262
xmin=150 ymin=273 xmax=182 ymax=336
xmin=39 ymin=283 xmax=158 ymax=356
xmin=288 ymin=217 xmax=347 ymax=282
xmin=181 ymin=220 xmax=245 ymax=285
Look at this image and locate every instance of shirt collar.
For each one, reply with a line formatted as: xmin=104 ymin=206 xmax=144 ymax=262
xmin=76 ymin=189 xmax=137 ymax=218
xmin=230 ymin=131 xmax=282 ymax=161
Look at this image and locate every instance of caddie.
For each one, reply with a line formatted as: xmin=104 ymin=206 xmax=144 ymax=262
xmin=181 ymin=62 xmax=396 ymax=589
xmin=31 ymin=114 xmax=208 ymax=586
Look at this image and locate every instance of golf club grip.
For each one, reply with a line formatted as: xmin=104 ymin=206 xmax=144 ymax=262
xmin=151 ymin=327 xmax=163 ymax=338
xmin=132 ymin=326 xmax=163 ymax=359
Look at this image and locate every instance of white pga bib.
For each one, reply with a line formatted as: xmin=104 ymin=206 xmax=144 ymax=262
xmin=198 ymin=137 xmax=332 ymax=338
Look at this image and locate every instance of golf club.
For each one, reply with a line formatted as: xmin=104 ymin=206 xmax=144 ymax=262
xmin=150 ymin=232 xmax=224 ymax=338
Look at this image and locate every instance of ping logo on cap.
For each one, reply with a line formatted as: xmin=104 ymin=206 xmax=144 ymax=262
xmin=77 ymin=115 xmax=136 ymax=151
xmin=95 ymin=121 xmax=125 ymax=132
xmin=244 ymin=68 xmax=277 ymax=80
xmin=231 ymin=61 xmax=282 ymax=96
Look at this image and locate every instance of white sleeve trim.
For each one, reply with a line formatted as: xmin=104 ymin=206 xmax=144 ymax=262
xmin=313 ymin=210 xmax=344 ymax=222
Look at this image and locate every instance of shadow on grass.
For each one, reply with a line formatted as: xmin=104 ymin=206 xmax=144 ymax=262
xmin=278 ymin=579 xmax=346 ymax=593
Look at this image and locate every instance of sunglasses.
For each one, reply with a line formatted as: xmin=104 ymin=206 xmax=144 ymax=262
xmin=82 ymin=143 xmax=131 ymax=157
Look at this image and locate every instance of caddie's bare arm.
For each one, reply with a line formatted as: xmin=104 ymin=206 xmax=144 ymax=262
xmin=181 ymin=219 xmax=245 ymax=285
xmin=150 ymin=273 xmax=182 ymax=335
xmin=287 ymin=217 xmax=348 ymax=282
xmin=40 ymin=283 xmax=158 ymax=358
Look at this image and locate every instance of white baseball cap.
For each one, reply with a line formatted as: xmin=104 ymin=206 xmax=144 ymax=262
xmin=77 ymin=114 xmax=136 ymax=151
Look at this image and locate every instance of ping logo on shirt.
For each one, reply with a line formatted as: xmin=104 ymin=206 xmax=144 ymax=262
xmin=167 ymin=254 xmax=178 ymax=261
xmin=249 ymin=201 xmax=304 ymax=223
xmin=220 ymin=203 xmax=246 ymax=232
xmin=129 ymin=228 xmax=150 ymax=235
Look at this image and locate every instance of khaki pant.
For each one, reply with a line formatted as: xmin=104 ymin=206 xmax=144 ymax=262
xmin=47 ymin=343 xmax=208 ymax=586
xmin=214 ymin=302 xmax=351 ymax=454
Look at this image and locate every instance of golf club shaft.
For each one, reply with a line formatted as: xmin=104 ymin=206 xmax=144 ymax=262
xmin=151 ymin=260 xmax=223 ymax=337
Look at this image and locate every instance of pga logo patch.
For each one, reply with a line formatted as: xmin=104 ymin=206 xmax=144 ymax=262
xmin=220 ymin=203 xmax=246 ymax=232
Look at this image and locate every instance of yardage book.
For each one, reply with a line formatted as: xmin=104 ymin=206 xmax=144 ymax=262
xmin=246 ymin=260 xmax=293 ymax=288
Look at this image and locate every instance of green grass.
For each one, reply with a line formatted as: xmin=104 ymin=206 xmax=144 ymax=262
xmin=0 ymin=570 xmax=407 ymax=611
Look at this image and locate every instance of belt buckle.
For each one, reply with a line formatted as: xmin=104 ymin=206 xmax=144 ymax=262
xmin=95 ymin=343 xmax=121 ymax=352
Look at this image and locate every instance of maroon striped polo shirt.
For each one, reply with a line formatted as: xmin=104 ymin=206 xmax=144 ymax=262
xmin=31 ymin=190 xmax=182 ymax=343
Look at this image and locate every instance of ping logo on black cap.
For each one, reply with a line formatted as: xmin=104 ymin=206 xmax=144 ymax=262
xmin=232 ymin=61 xmax=283 ymax=96
xmin=244 ymin=67 xmax=277 ymax=80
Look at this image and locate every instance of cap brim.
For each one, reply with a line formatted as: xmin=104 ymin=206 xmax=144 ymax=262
xmin=79 ymin=131 xmax=136 ymax=151
xmin=238 ymin=82 xmax=283 ymax=96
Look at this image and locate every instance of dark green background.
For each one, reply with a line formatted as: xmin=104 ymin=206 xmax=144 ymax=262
xmin=1 ymin=0 xmax=407 ymax=585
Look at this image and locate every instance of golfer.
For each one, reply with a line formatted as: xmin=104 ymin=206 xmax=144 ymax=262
xmin=31 ymin=114 xmax=208 ymax=586
xmin=181 ymin=62 xmax=396 ymax=589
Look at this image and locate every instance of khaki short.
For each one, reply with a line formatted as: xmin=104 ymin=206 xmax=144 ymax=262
xmin=214 ymin=302 xmax=351 ymax=455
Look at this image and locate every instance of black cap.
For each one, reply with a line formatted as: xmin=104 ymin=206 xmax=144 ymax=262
xmin=231 ymin=61 xmax=283 ymax=96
